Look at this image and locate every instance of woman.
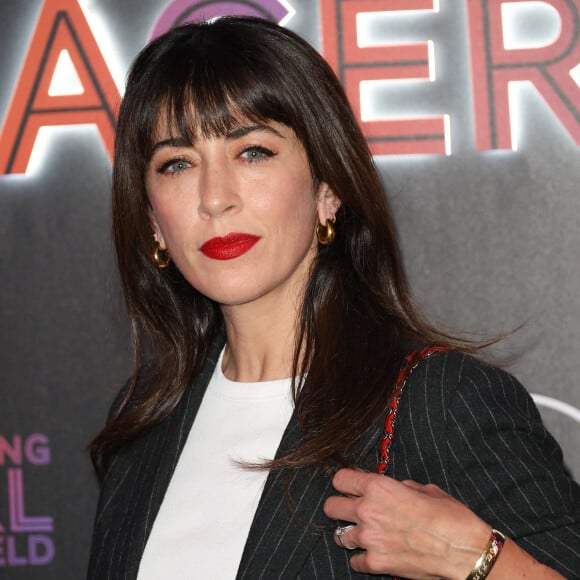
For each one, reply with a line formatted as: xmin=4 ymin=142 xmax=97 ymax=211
xmin=88 ymin=16 xmax=580 ymax=579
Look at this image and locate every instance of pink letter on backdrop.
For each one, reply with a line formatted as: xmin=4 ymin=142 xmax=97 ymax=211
xmin=319 ymin=0 xmax=446 ymax=156
xmin=0 ymin=0 xmax=119 ymax=174
xmin=7 ymin=469 xmax=53 ymax=533
xmin=467 ymin=0 xmax=580 ymax=150
xmin=150 ymin=0 xmax=292 ymax=40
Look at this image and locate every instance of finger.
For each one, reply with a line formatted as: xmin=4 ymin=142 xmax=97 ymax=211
xmin=332 ymin=468 xmax=376 ymax=497
xmin=334 ymin=524 xmax=358 ymax=550
xmin=349 ymin=552 xmax=368 ymax=574
xmin=323 ymin=495 xmax=358 ymax=522
xmin=349 ymin=551 xmax=390 ymax=576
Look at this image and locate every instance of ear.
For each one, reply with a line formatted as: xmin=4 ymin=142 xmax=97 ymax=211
xmin=149 ymin=211 xmax=166 ymax=249
xmin=315 ymin=182 xmax=341 ymax=225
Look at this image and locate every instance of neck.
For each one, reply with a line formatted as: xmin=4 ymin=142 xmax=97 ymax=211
xmin=220 ymin=289 xmax=305 ymax=383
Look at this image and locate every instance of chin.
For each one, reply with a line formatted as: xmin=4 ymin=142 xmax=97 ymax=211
xmin=196 ymin=284 xmax=263 ymax=307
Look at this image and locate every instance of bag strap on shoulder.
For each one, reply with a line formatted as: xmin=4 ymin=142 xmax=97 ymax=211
xmin=376 ymin=346 xmax=448 ymax=475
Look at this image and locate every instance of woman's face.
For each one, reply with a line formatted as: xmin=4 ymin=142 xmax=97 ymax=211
xmin=146 ymin=119 xmax=339 ymax=310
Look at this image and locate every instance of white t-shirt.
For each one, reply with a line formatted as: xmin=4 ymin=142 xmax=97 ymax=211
xmin=137 ymin=350 xmax=294 ymax=580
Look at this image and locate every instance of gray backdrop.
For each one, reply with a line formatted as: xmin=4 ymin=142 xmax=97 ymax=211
xmin=0 ymin=0 xmax=578 ymax=578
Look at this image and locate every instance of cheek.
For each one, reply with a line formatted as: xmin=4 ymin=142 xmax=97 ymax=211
xmin=149 ymin=188 xmax=197 ymax=239
xmin=286 ymin=189 xmax=317 ymax=231
xmin=258 ymin=176 xmax=316 ymax=223
xmin=147 ymin=173 xmax=199 ymax=220
xmin=150 ymin=205 xmax=186 ymax=250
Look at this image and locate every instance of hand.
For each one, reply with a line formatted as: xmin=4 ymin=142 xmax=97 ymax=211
xmin=323 ymin=468 xmax=491 ymax=580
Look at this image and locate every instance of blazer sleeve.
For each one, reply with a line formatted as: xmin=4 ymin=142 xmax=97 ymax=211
xmin=390 ymin=352 xmax=580 ymax=578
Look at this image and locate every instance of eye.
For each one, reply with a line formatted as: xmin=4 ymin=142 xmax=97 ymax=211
xmin=157 ymin=157 xmax=192 ymax=175
xmin=239 ymin=146 xmax=275 ymax=162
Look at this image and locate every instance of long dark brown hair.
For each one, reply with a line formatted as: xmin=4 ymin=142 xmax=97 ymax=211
xmin=91 ymin=17 xmax=476 ymax=476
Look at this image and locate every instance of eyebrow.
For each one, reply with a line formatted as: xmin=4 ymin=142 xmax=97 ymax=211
xmin=225 ymin=124 xmax=285 ymax=140
xmin=150 ymin=136 xmax=191 ymax=155
xmin=150 ymin=124 xmax=285 ymax=156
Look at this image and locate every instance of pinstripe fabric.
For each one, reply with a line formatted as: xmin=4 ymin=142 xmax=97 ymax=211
xmin=388 ymin=353 xmax=580 ymax=578
xmin=88 ymin=346 xmax=580 ymax=579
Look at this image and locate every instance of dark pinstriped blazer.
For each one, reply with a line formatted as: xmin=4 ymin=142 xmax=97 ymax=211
xmin=88 ymin=336 xmax=580 ymax=579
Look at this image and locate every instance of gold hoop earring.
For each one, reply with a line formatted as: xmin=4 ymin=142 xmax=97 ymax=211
xmin=152 ymin=241 xmax=171 ymax=269
xmin=316 ymin=219 xmax=336 ymax=245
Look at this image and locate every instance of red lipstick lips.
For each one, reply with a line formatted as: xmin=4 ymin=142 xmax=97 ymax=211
xmin=200 ymin=233 xmax=260 ymax=260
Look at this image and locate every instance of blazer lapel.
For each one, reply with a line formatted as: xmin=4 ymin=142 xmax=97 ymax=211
xmin=92 ymin=331 xmax=226 ymax=580
xmin=237 ymin=417 xmax=383 ymax=579
xmin=136 ymin=332 xmax=226 ymax=544
xmin=93 ymin=325 xmax=383 ymax=580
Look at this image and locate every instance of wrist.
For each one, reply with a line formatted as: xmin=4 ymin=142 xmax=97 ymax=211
xmin=440 ymin=519 xmax=491 ymax=580
xmin=465 ymin=529 xmax=506 ymax=580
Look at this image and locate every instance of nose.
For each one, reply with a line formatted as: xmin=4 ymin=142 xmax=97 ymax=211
xmin=197 ymin=159 xmax=240 ymax=219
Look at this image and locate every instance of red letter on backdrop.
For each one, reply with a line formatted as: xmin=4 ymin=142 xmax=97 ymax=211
xmin=467 ymin=0 xmax=580 ymax=150
xmin=0 ymin=0 xmax=119 ymax=174
xmin=319 ymin=0 xmax=446 ymax=156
